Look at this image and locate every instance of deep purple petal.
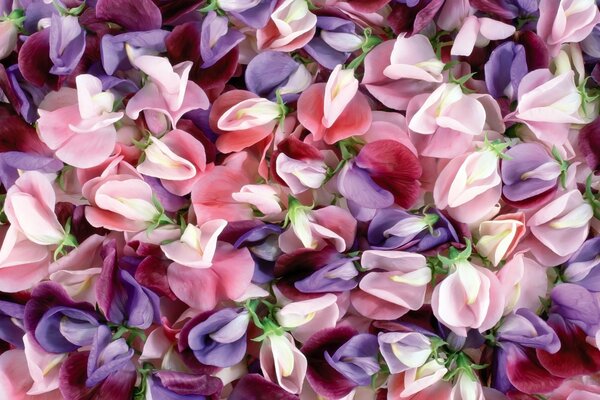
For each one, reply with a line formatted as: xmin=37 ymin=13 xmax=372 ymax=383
xmin=95 ymin=0 xmax=162 ymax=31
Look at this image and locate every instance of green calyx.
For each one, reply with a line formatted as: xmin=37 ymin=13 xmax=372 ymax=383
xmin=53 ymin=218 xmax=79 ymax=261
xmin=51 ymin=0 xmax=86 ymax=17
xmin=578 ymin=77 xmax=600 ymax=118
xmin=443 ymin=351 xmax=487 ymax=382
xmin=283 ymin=195 xmax=313 ymax=228
xmin=345 ymin=28 xmax=382 ymax=71
xmin=146 ymin=195 xmax=175 ymax=235
xmin=482 ymin=135 xmax=511 ymax=160
xmin=438 ymin=239 xmax=473 ymax=268
xmin=1 ymin=9 xmax=25 ymax=30
xmin=551 ymin=146 xmax=570 ymax=189
xmin=584 ymin=174 xmax=600 ymax=220
xmin=244 ymin=299 xmax=286 ymax=342
xmin=199 ymin=0 xmax=226 ymax=16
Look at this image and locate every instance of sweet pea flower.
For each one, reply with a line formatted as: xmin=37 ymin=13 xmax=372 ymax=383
xmin=484 ymin=41 xmax=528 ymax=100
xmin=406 ymin=84 xmax=487 ymax=159
xmin=304 ymin=16 xmax=362 ymax=69
xmin=245 ymin=51 xmax=312 ymax=101
xmin=497 ymin=253 xmax=548 ymax=314
xmin=146 ymin=370 xmax=223 ymax=399
xmin=48 ymin=14 xmax=85 ymax=76
xmin=4 ymin=171 xmax=65 ymax=246
xmin=275 ymin=293 xmax=339 ymax=342
xmin=563 ymin=238 xmax=600 ymax=291
xmin=0 ymin=297 xmax=26 ymax=348
xmin=0 ymin=349 xmax=61 ymax=399
xmin=0 ymin=19 xmax=18 ymax=60
xmin=351 ymin=250 xmax=431 ymax=321
xmin=24 ymin=282 xmax=100 ymax=354
xmin=324 ymin=334 xmax=380 ymax=387
xmin=433 ymin=149 xmax=502 ymax=224
xmin=538 ymin=0 xmax=600 ymax=56
xmin=125 ymin=55 xmax=210 ymax=128
xmin=82 ymin=158 xmax=165 ymax=232
xmin=274 ymin=136 xmax=327 ymax=195
xmin=100 ymin=29 xmax=169 ymax=75
xmin=525 ymin=189 xmax=593 ymax=265
xmin=163 ymin=220 xmax=255 ymax=310
xmin=0 ymin=226 xmax=50 ymax=293
xmin=337 ymin=140 xmax=422 ymax=212
xmin=507 ymin=69 xmax=584 ymax=145
xmin=279 ymin=203 xmax=357 ymax=253
xmin=297 ymin=64 xmax=372 ymax=144
xmin=431 ymin=256 xmax=505 ymax=336
xmin=378 ymin=332 xmax=432 ymax=374
xmin=383 ymin=33 xmax=445 ymax=83
xmin=450 ymin=15 xmax=516 ymax=57
xmin=257 ymin=0 xmax=317 ymax=52
xmin=200 ymin=11 xmax=244 ymax=68
xmin=23 ymin=333 xmax=65 ymax=395
xmin=232 ymin=184 xmax=284 ymax=216
xmin=500 ymin=142 xmax=561 ymax=208
xmin=451 ymin=372 xmax=485 ymax=400
xmin=475 ymin=212 xmax=526 ymax=266
xmin=210 ymin=90 xmax=281 ymax=153
xmin=395 ymin=360 xmax=450 ymax=398
xmin=260 ymin=332 xmax=307 ymax=394
xmin=367 ymin=208 xmax=460 ymax=252
xmin=136 ymin=129 xmax=207 ymax=196
xmin=37 ymin=74 xmax=124 ymax=168
xmin=185 ymin=308 xmax=250 ymax=368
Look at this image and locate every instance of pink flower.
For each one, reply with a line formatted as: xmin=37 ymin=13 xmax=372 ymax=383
xmin=383 ymin=34 xmax=445 ymax=83
xmin=0 ymin=349 xmax=61 ymax=400
xmin=297 ymin=65 xmax=372 ymax=144
xmin=362 ymin=40 xmax=438 ymax=112
xmin=406 ymin=84 xmax=487 ymax=159
xmin=4 ymin=171 xmax=65 ymax=246
xmin=82 ymin=157 xmax=163 ymax=232
xmin=431 ymin=259 xmax=505 ymax=336
xmin=538 ymin=0 xmax=600 ymax=56
xmin=0 ymin=20 xmax=18 ymax=60
xmin=274 ymin=136 xmax=328 ymax=195
xmin=497 ymin=253 xmax=548 ymax=314
xmin=279 ymin=204 xmax=357 ymax=253
xmin=257 ymin=0 xmax=317 ymax=52
xmin=210 ymin=90 xmax=281 ymax=153
xmin=507 ymin=69 xmax=584 ymax=145
xmin=191 ymin=151 xmax=260 ymax=225
xmin=276 ymin=294 xmax=339 ymax=342
xmin=387 ymin=362 xmax=452 ymax=399
xmin=125 ymin=55 xmax=210 ymax=128
xmin=450 ymin=372 xmax=485 ymax=400
xmin=433 ymin=149 xmax=502 ymax=224
xmin=0 ymin=226 xmax=50 ymax=293
xmin=37 ymin=75 xmax=123 ymax=168
xmin=163 ymin=220 xmax=255 ymax=310
xmin=136 ymin=129 xmax=207 ymax=196
xmin=23 ymin=333 xmax=64 ymax=395
xmin=260 ymin=332 xmax=307 ymax=394
xmin=450 ymin=16 xmax=515 ymax=57
xmin=351 ymin=250 xmax=431 ymax=321
xmin=524 ymin=189 xmax=593 ymax=265
xmin=475 ymin=212 xmax=526 ymax=266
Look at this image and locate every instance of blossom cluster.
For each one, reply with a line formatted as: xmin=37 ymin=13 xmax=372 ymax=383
xmin=0 ymin=0 xmax=600 ymax=399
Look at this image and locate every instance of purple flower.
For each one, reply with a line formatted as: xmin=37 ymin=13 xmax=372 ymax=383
xmin=304 ymin=16 xmax=362 ymax=70
xmin=484 ymin=41 xmax=528 ymax=100
xmin=550 ymin=283 xmax=600 ymax=337
xmin=324 ymin=333 xmax=380 ymax=386
xmin=564 ymin=238 xmax=600 ymax=292
xmin=497 ymin=308 xmax=560 ymax=353
xmin=222 ymin=0 xmax=277 ymax=29
xmin=100 ymin=29 xmax=169 ymax=75
xmin=501 ymin=142 xmax=561 ymax=208
xmin=24 ymin=282 xmax=100 ymax=354
xmin=294 ymin=256 xmax=358 ymax=293
xmin=245 ymin=51 xmax=311 ymax=102
xmin=147 ymin=370 xmax=223 ymax=400
xmin=0 ymin=298 xmax=26 ymax=348
xmin=0 ymin=64 xmax=47 ymax=123
xmin=184 ymin=308 xmax=249 ymax=368
xmin=367 ymin=208 xmax=459 ymax=252
xmin=200 ymin=11 xmax=244 ymax=68
xmin=234 ymin=223 xmax=283 ymax=284
xmin=86 ymin=325 xmax=136 ymax=388
xmin=96 ymin=240 xmax=160 ymax=330
xmin=49 ymin=14 xmax=86 ymax=76
xmin=0 ymin=151 xmax=63 ymax=189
